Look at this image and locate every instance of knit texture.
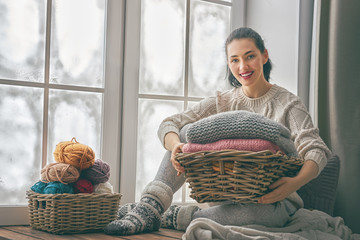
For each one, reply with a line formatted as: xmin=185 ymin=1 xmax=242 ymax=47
xmin=116 ymin=203 xmax=137 ymax=220
xmin=161 ymin=205 xmax=200 ymax=230
xmin=157 ymin=84 xmax=331 ymax=174
xmin=104 ymin=181 xmax=173 ymax=235
xmin=116 ymin=202 xmax=200 ymax=231
xmin=161 ymin=205 xmax=181 ymax=229
xmin=104 ymin=195 xmax=163 ymax=235
xmin=182 ymin=138 xmax=282 ymax=153
xmin=186 ymin=110 xmax=298 ymax=156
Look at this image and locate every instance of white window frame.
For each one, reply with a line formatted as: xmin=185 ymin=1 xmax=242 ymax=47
xmin=0 ymin=0 xmax=124 ymax=226
xmin=120 ymin=0 xmax=245 ymax=204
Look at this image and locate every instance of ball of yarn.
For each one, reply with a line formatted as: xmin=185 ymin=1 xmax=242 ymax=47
xmin=94 ymin=182 xmax=114 ymax=194
xmin=43 ymin=181 xmax=74 ymax=194
xmin=53 ymin=137 xmax=95 ymax=171
xmin=73 ymin=179 xmax=94 ymax=193
xmin=81 ymin=159 xmax=110 ymax=185
xmin=31 ymin=181 xmax=48 ymax=194
xmin=41 ymin=162 xmax=80 ymax=184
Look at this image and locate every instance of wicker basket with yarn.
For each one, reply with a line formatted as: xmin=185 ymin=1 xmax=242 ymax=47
xmin=176 ymin=150 xmax=303 ymax=204
xmin=27 ymin=137 xmax=119 ymax=234
xmin=26 ymin=190 xmax=122 ymax=234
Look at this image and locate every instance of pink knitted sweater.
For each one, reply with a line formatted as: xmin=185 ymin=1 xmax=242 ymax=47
xmin=182 ymin=139 xmax=282 ymax=153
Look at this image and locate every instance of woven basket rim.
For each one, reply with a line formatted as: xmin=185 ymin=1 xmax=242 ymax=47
xmin=176 ymin=150 xmax=303 ymax=165
xmin=26 ymin=190 xmax=122 ymax=197
xmin=177 ymin=149 xmax=298 ymax=157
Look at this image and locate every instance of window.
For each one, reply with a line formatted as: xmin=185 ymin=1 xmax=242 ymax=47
xmin=1 ymin=0 xmax=306 ymax=225
xmin=121 ymin=0 xmax=244 ymax=204
xmin=0 ymin=0 xmax=123 ymax=225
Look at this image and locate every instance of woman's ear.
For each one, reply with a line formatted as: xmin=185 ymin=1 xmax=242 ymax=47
xmin=263 ymin=49 xmax=269 ymax=64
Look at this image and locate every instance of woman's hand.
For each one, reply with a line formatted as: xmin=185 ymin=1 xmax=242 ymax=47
xmin=258 ymin=159 xmax=319 ymax=204
xmin=258 ymin=176 xmax=301 ymax=204
xmin=170 ymin=142 xmax=185 ymax=176
xmin=164 ymin=132 xmax=185 ymax=176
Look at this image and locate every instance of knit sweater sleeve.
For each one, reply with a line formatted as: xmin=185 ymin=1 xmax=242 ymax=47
xmin=279 ymin=96 xmax=332 ymax=175
xmin=157 ymin=96 xmax=218 ymax=148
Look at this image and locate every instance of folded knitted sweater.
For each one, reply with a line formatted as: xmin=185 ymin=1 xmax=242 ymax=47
xmin=186 ymin=110 xmax=298 ymax=157
xmin=182 ymin=138 xmax=282 ymax=154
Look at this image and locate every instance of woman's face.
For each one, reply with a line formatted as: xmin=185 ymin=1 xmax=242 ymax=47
xmin=227 ymin=38 xmax=268 ymax=88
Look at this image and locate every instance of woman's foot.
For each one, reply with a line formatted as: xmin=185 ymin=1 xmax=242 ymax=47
xmin=161 ymin=205 xmax=200 ymax=230
xmin=116 ymin=203 xmax=137 ymax=220
xmin=105 ymin=195 xmax=163 ymax=235
xmin=115 ymin=203 xmax=200 ymax=230
xmin=104 ymin=181 xmax=173 ymax=235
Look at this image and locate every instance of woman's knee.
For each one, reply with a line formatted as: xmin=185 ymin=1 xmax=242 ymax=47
xmin=191 ymin=202 xmax=291 ymax=228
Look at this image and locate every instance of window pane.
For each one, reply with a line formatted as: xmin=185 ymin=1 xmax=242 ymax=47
xmin=136 ymin=99 xmax=183 ymax=201
xmin=189 ymin=0 xmax=231 ymax=98
xmin=139 ymin=0 xmax=185 ymax=96
xmin=0 ymin=0 xmax=46 ymax=82
xmin=0 ymin=85 xmax=43 ymax=205
xmin=50 ymin=0 xmax=106 ymax=88
xmin=47 ymin=89 xmax=102 ymax=164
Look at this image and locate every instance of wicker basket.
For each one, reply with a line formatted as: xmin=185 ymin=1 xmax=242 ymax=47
xmin=176 ymin=150 xmax=303 ymax=204
xmin=26 ymin=191 xmax=122 ymax=234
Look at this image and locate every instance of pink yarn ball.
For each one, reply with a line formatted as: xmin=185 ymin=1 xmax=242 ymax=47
xmin=80 ymin=159 xmax=110 ymax=185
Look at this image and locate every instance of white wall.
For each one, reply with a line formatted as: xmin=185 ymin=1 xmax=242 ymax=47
xmin=242 ymin=0 xmax=300 ymax=95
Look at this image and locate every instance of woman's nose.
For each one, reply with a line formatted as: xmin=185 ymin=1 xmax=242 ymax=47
xmin=239 ymin=60 xmax=248 ymax=71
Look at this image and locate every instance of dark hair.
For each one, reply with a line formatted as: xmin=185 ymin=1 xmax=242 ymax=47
xmin=225 ymin=27 xmax=272 ymax=87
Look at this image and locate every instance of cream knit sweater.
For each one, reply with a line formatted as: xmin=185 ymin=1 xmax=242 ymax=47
xmin=157 ymin=84 xmax=332 ymax=208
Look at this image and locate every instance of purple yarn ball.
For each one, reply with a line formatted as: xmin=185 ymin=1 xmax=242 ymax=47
xmin=80 ymin=159 xmax=110 ymax=185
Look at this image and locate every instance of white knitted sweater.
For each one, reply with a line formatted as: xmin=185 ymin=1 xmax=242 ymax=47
xmin=157 ymin=84 xmax=332 ymax=208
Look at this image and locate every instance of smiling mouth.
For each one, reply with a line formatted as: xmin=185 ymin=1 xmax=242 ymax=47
xmin=240 ymin=71 xmax=254 ymax=79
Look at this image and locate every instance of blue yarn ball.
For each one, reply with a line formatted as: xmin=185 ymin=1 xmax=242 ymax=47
xmin=43 ymin=181 xmax=74 ymax=194
xmin=31 ymin=181 xmax=48 ymax=194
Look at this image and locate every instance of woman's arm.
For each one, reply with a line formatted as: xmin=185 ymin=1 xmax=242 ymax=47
xmin=258 ymin=94 xmax=329 ymax=204
xmin=157 ymin=96 xmax=218 ymax=148
xmin=258 ymin=160 xmax=318 ymax=204
xmin=258 ymin=92 xmax=332 ymax=204
xmin=164 ymin=132 xmax=185 ymax=176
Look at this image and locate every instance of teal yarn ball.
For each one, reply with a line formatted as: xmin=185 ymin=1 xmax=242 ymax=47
xmin=31 ymin=181 xmax=48 ymax=194
xmin=43 ymin=181 xmax=74 ymax=194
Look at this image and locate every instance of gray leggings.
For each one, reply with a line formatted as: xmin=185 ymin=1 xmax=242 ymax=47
xmin=153 ymin=125 xmax=297 ymax=228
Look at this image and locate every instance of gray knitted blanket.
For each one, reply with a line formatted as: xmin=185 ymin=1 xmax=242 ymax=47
xmin=186 ymin=110 xmax=298 ymax=157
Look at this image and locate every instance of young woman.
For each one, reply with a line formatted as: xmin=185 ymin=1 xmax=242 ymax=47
xmin=105 ymin=27 xmax=331 ymax=236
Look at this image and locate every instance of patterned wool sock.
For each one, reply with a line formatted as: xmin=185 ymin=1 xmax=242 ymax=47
xmin=114 ymin=202 xmax=199 ymax=230
xmin=116 ymin=203 xmax=137 ymax=220
xmin=161 ymin=205 xmax=200 ymax=230
xmin=104 ymin=181 xmax=173 ymax=235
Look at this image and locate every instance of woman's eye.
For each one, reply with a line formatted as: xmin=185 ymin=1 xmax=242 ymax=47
xmin=247 ymin=55 xmax=255 ymax=60
xmin=231 ymin=59 xmax=238 ymax=63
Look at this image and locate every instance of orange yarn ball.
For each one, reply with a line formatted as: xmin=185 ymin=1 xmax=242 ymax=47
xmin=53 ymin=137 xmax=95 ymax=171
xmin=41 ymin=162 xmax=80 ymax=184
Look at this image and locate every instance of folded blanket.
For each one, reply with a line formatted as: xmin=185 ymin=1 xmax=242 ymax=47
xmin=186 ymin=111 xmax=298 ymax=157
xmin=182 ymin=139 xmax=282 ymax=153
xmin=183 ymin=208 xmax=360 ymax=240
